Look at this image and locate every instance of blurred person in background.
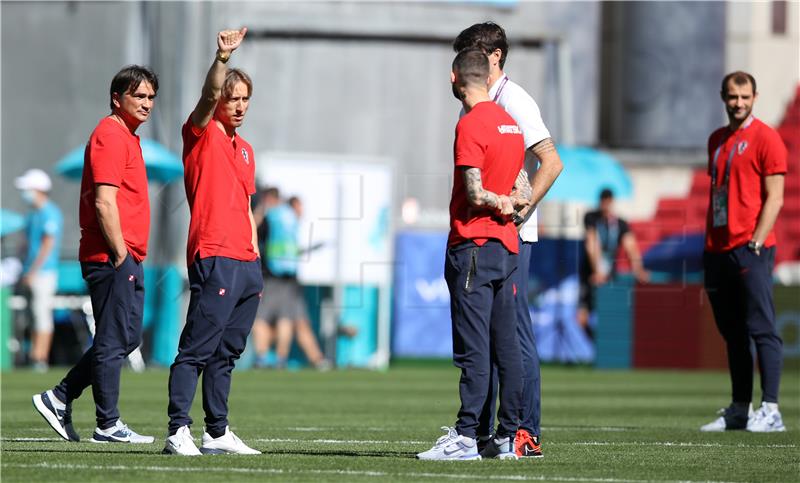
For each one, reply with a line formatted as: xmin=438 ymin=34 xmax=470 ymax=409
xmin=253 ymin=194 xmax=329 ymax=370
xmin=577 ymin=188 xmax=649 ymax=339
xmin=700 ymin=71 xmax=787 ymax=433
xmin=14 ymin=169 xmax=63 ymax=372
xmin=417 ymin=48 xmax=525 ymax=461
xmin=165 ymin=27 xmax=262 ymax=456
xmin=32 ymin=65 xmax=158 ymax=445
xmin=453 ymin=21 xmax=563 ymax=459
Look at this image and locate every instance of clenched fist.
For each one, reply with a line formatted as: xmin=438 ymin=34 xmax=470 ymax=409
xmin=217 ymin=27 xmax=247 ymax=54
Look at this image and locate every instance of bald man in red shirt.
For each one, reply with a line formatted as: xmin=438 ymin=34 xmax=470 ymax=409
xmin=164 ymin=28 xmax=263 ymax=456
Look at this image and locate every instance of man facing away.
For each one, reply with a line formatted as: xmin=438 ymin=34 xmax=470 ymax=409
xmin=164 ymin=27 xmax=263 ymax=455
xmin=15 ymin=168 xmax=63 ymax=372
xmin=417 ymin=47 xmax=527 ymax=461
xmin=700 ymin=71 xmax=787 ymax=433
xmin=453 ymin=21 xmax=563 ymax=458
xmin=33 ymin=65 xmax=158 ymax=444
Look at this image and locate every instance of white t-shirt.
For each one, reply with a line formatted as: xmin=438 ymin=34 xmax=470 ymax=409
xmin=489 ymin=74 xmax=551 ymax=242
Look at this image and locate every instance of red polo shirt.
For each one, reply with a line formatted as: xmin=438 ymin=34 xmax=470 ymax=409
xmin=182 ymin=116 xmax=257 ymax=266
xmin=449 ymin=101 xmax=525 ymax=254
xmin=79 ymin=117 xmax=150 ymax=263
xmin=705 ymin=117 xmax=788 ymax=252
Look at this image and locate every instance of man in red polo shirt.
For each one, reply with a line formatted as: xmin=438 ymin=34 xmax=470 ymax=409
xmin=701 ymin=71 xmax=788 ymax=433
xmin=417 ymin=48 xmax=526 ymax=461
xmin=33 ymin=66 xmax=158 ymax=444
xmin=164 ymin=28 xmax=262 ymax=456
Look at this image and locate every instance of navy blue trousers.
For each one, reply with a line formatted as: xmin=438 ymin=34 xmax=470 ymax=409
xmin=703 ymin=245 xmax=783 ymax=403
xmin=168 ymin=256 xmax=263 ymax=435
xmin=53 ymin=254 xmax=144 ymax=429
xmin=446 ymin=240 xmax=522 ymax=439
xmin=479 ymin=240 xmax=541 ymax=436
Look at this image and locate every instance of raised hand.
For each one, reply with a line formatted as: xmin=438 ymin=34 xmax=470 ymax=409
xmin=217 ymin=27 xmax=247 ymax=54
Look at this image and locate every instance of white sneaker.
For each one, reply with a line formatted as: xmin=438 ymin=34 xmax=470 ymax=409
xmin=416 ymin=426 xmax=481 ymax=461
xmin=700 ymin=404 xmax=753 ymax=432
xmin=200 ymin=426 xmax=261 ymax=455
xmin=163 ymin=426 xmax=202 ymax=455
xmin=89 ymin=420 xmax=155 ymax=443
xmin=747 ymin=402 xmax=787 ymax=432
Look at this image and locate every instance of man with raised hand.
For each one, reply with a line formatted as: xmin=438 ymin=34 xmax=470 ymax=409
xmin=164 ymin=27 xmax=263 ymax=456
xmin=453 ymin=22 xmax=563 ymax=458
xmin=33 ymin=65 xmax=158 ymax=444
xmin=417 ymin=48 xmax=526 ymax=461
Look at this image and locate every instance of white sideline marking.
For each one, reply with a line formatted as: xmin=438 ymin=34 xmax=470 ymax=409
xmin=3 ymin=437 xmax=795 ymax=450
xmin=0 ymin=462 xmax=741 ymax=483
xmin=283 ymin=426 xmax=634 ymax=432
xmin=253 ymin=438 xmax=796 ymax=449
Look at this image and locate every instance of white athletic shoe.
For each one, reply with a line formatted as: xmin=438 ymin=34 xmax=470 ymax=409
xmin=163 ymin=426 xmax=202 ymax=455
xmin=747 ymin=402 xmax=787 ymax=432
xmin=89 ymin=419 xmax=155 ymax=443
xmin=700 ymin=404 xmax=753 ymax=432
xmin=200 ymin=426 xmax=261 ymax=455
xmin=416 ymin=426 xmax=481 ymax=461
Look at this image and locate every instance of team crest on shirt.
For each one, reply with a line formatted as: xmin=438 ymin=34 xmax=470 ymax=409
xmin=737 ymin=141 xmax=748 ymax=155
xmin=241 ymin=148 xmax=249 ymax=165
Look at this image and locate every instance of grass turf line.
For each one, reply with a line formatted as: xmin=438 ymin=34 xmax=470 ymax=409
xmin=1 ymin=366 xmax=798 ymax=482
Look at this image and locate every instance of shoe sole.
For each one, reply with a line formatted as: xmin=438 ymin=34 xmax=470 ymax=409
xmin=32 ymin=394 xmax=69 ymax=441
xmin=163 ymin=446 xmax=202 ymax=456
xmin=90 ymin=435 xmax=156 ymax=444
xmin=200 ymin=447 xmax=261 ymax=455
xmin=416 ymin=454 xmax=482 ymax=461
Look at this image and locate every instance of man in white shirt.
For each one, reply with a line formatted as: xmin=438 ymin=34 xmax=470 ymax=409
xmin=454 ymin=21 xmax=564 ymax=458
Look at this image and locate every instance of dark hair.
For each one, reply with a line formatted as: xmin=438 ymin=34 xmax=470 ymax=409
xmin=288 ymin=196 xmax=301 ymax=206
xmin=109 ymin=65 xmax=158 ymax=110
xmin=452 ymin=48 xmax=490 ymax=88
xmin=453 ymin=22 xmax=509 ymax=69
xmin=600 ymin=188 xmax=614 ymax=200
xmin=222 ymin=68 xmax=253 ymax=98
xmin=721 ymin=71 xmax=757 ymax=97
xmin=264 ymin=187 xmax=279 ymax=199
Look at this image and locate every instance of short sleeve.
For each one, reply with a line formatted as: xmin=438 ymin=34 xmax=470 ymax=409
xmin=584 ymin=212 xmax=597 ymax=230
xmin=706 ymin=132 xmax=717 ymax=176
xmin=248 ymin=148 xmax=257 ymax=196
xmin=88 ymin=130 xmax=128 ymax=187
xmin=42 ymin=208 xmax=62 ymax=236
xmin=182 ymin=115 xmax=207 ymax=154
xmin=454 ymin=118 xmax=487 ymax=169
xmin=759 ymin=128 xmax=788 ymax=176
xmin=500 ymin=84 xmax=551 ymax=149
xmin=618 ymin=218 xmax=630 ymax=237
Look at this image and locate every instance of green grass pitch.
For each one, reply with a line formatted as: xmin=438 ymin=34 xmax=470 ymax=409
xmin=2 ymin=364 xmax=798 ymax=482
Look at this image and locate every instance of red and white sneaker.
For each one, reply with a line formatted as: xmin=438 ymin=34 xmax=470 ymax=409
xmin=514 ymin=429 xmax=543 ymax=458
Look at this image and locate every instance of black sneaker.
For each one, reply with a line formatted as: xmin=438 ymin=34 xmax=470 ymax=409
xmin=32 ymin=390 xmax=79 ymax=441
xmin=477 ymin=435 xmax=492 ymax=453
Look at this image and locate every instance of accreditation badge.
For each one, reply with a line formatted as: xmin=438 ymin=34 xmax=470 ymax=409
xmin=712 ymin=185 xmax=728 ymax=227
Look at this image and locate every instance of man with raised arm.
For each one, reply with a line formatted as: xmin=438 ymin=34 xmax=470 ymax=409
xmin=164 ymin=27 xmax=263 ymax=456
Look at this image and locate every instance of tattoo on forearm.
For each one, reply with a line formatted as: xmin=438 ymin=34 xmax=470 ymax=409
xmin=463 ymin=167 xmax=499 ymax=209
xmin=532 ymin=137 xmax=556 ymax=158
xmin=513 ymin=168 xmax=532 ymax=201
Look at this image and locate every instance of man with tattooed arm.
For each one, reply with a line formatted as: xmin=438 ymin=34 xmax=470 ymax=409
xmin=417 ymin=48 xmax=529 ymax=461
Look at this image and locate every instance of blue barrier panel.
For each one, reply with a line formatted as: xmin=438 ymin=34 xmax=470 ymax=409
xmin=338 ymin=285 xmax=379 ymax=367
xmin=150 ymin=265 xmax=183 ymax=367
xmin=392 ymin=231 xmax=451 ymax=358
xmin=594 ymin=276 xmax=635 ymax=369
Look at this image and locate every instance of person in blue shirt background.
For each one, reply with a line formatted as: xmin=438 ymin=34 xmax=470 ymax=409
xmin=15 ymin=169 xmax=63 ymax=371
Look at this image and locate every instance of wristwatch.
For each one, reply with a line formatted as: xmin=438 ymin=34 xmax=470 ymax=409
xmin=747 ymin=240 xmax=762 ymax=256
xmin=215 ymin=50 xmax=230 ymax=63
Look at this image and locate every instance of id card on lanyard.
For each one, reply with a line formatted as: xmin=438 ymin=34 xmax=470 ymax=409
xmin=711 ymin=116 xmax=753 ymax=227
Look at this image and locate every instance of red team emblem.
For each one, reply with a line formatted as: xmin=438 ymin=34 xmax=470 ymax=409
xmin=218 ymin=288 xmax=226 ymax=296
